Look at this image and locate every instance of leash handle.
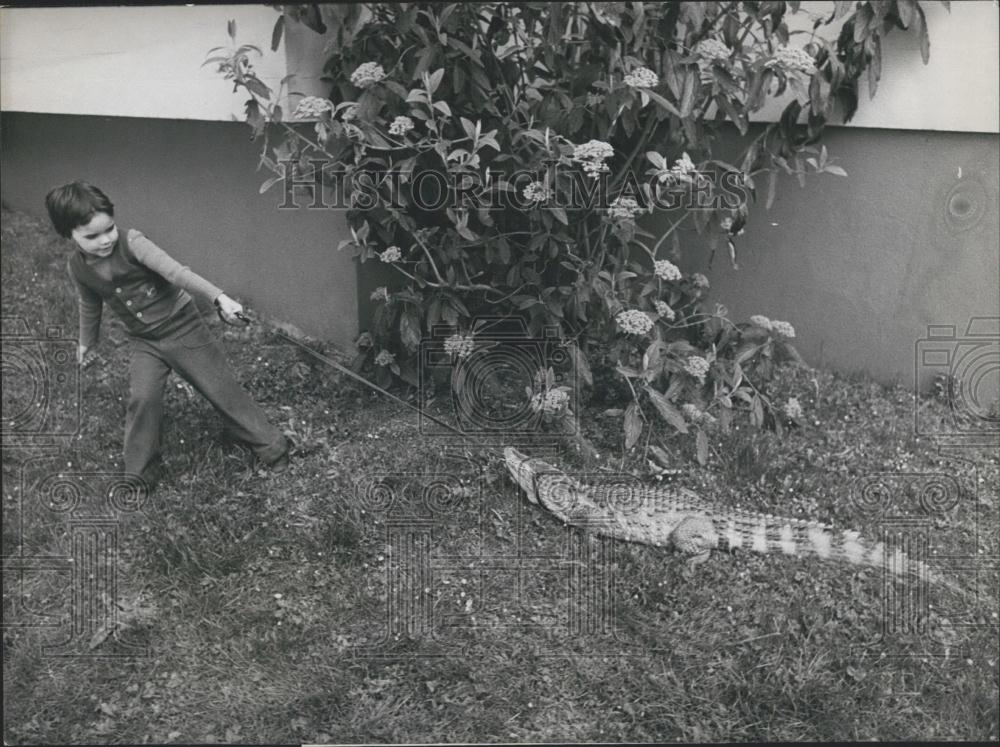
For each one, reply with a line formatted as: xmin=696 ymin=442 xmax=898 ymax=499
xmin=217 ymin=307 xmax=252 ymax=326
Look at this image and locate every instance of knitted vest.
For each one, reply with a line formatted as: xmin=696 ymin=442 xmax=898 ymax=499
xmin=68 ymin=229 xmax=189 ymax=336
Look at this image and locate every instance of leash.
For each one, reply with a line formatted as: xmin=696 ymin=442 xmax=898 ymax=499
xmin=218 ymin=307 xmax=472 ymax=440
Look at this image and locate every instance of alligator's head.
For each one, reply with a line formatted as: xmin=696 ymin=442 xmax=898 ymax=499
xmin=503 ymin=447 xmax=585 ymax=509
xmin=503 ymin=447 xmax=540 ymax=503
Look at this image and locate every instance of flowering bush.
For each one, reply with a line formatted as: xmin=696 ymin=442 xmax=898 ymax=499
xmin=209 ymin=2 xmax=937 ymax=464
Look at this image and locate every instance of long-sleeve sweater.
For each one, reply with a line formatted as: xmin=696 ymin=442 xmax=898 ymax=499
xmin=69 ymin=229 xmax=224 ymax=348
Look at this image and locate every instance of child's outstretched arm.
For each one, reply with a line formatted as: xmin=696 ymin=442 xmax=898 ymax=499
xmin=127 ymin=230 xmax=226 ymax=306
xmin=71 ymin=273 xmax=103 ymax=363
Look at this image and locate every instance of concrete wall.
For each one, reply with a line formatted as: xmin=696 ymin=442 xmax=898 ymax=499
xmin=0 ymin=5 xmax=286 ymax=121
xmin=755 ymin=0 xmax=999 ymax=132
xmin=674 ymin=126 xmax=1000 ymax=389
xmin=0 ymin=111 xmax=358 ymax=346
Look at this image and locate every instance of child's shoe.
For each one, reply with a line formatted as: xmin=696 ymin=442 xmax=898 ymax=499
xmin=265 ymin=437 xmax=293 ymax=474
xmin=268 ymin=451 xmax=290 ymax=474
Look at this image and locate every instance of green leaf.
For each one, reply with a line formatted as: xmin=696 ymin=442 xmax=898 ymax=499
xmin=915 ymin=4 xmax=931 ymax=64
xmin=434 ymin=101 xmax=452 ymax=116
xmin=649 ymin=444 xmax=673 ymax=469
xmin=646 ymin=387 xmax=688 ymax=434
xmin=270 ymin=14 xmax=284 ymax=51
xmin=897 ymin=0 xmax=917 ymax=28
xmin=718 ymin=405 xmax=732 ymax=433
xmin=824 ymin=164 xmax=848 ymax=177
xmin=259 ymin=175 xmax=283 ymax=194
xmin=716 ymin=95 xmax=748 ymax=135
xmin=679 ymin=67 xmax=698 ymax=118
xmin=833 ymin=1 xmax=853 ymax=19
xmin=624 ymin=401 xmax=643 ymax=450
xmin=695 ymin=430 xmax=709 ymax=466
xmin=383 ymin=80 xmax=408 ymax=99
xmin=550 ymin=206 xmax=568 ymax=225
xmin=644 ymin=89 xmax=682 ymax=118
xmin=568 ymin=343 xmax=593 ymax=388
xmin=427 ymin=68 xmax=445 ymax=94
xmin=245 ymin=76 xmax=272 ymax=99
xmin=400 ymin=310 xmax=422 ymax=351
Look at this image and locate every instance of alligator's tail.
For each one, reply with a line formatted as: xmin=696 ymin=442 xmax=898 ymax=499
xmin=712 ymin=512 xmax=972 ymax=598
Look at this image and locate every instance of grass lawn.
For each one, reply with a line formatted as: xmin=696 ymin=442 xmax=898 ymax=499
xmin=3 ymin=206 xmax=998 ymax=744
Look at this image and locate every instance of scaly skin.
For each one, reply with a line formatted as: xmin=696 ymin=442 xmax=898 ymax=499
xmin=503 ymin=447 xmax=972 ymax=595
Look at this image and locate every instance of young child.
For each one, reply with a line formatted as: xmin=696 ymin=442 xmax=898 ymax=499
xmin=45 ymin=181 xmax=290 ymax=491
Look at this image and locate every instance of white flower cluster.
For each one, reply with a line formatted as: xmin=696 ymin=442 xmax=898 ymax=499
xmin=530 ymin=388 xmax=569 ymax=415
xmin=654 ymin=300 xmax=675 ymax=321
xmin=586 ymin=92 xmax=605 ymax=107
xmin=672 ymin=152 xmax=695 ymax=176
xmin=573 ymin=140 xmax=615 ymax=180
xmin=766 ymin=45 xmax=816 ymax=74
xmin=375 ymin=350 xmax=395 ymax=367
xmin=444 ymin=334 xmax=476 ymax=359
xmin=683 ymin=355 xmax=711 ymax=383
xmin=293 ymin=96 xmax=334 ymax=119
xmin=681 ymin=403 xmax=717 ymax=426
xmin=695 ymin=39 xmax=731 ymax=62
xmin=370 ymin=286 xmax=390 ymax=303
xmin=379 ymin=246 xmax=402 ymax=263
xmin=657 ymin=152 xmax=697 ymax=185
xmin=748 ymin=315 xmax=794 ymax=337
xmin=783 ymin=396 xmax=804 ymax=419
xmin=616 ymin=310 xmax=654 ymax=336
xmin=388 ymin=116 xmax=414 ymax=136
xmin=691 ymin=273 xmax=710 ymax=290
xmin=623 ymin=66 xmax=659 ymax=89
xmin=654 ymin=259 xmax=682 ymax=282
xmin=770 ymin=320 xmax=796 ymax=338
xmin=607 ymin=197 xmax=646 ymax=221
xmin=350 ymin=62 xmax=386 ymax=89
xmin=522 ymin=181 xmax=552 ymax=203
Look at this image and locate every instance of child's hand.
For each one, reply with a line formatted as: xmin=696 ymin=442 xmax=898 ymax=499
xmin=214 ymin=293 xmax=249 ymax=326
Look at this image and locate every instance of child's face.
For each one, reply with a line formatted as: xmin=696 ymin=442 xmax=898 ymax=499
xmin=71 ymin=212 xmax=118 ymax=258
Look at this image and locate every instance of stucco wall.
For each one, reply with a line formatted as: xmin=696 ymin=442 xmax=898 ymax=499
xmin=0 ymin=111 xmax=359 ymax=347
xmin=670 ymin=126 xmax=1000 ymax=390
xmin=754 ymin=0 xmax=999 ymax=132
xmin=0 ymin=5 xmax=289 ymax=121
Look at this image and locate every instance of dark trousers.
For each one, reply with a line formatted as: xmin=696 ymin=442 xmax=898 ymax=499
xmin=123 ymin=302 xmax=287 ymax=485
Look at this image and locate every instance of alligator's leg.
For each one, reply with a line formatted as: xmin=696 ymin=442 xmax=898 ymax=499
xmin=669 ymin=516 xmax=718 ymax=575
xmin=685 ymin=550 xmax=712 ymax=569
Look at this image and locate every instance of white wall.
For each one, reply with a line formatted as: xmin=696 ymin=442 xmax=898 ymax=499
xmin=1 ymin=2 xmax=997 ymax=132
xmin=756 ymin=0 xmax=999 ymax=132
xmin=0 ymin=5 xmax=288 ymax=120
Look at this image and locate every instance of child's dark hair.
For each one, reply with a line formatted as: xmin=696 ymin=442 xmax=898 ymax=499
xmin=44 ymin=181 xmax=115 ymax=238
